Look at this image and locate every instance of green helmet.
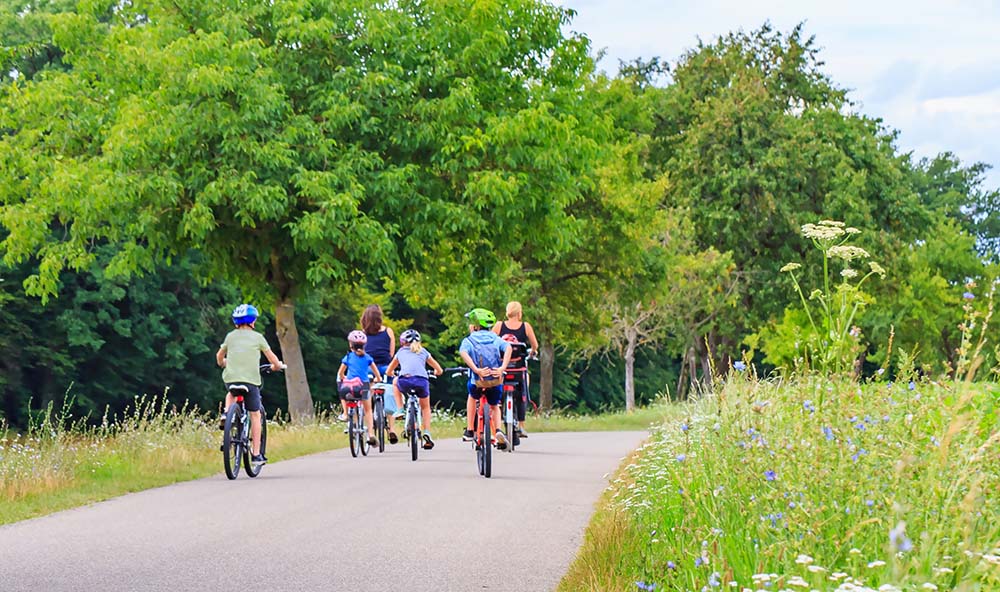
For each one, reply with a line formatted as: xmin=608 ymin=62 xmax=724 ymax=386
xmin=465 ymin=307 xmax=496 ymax=328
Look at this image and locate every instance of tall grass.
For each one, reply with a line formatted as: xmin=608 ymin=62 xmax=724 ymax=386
xmin=560 ymin=376 xmax=1000 ymax=591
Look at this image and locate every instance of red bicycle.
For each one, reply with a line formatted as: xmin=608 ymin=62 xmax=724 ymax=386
xmin=447 ymin=367 xmax=496 ymax=478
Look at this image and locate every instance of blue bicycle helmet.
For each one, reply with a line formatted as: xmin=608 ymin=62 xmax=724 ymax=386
xmin=232 ymin=304 xmax=259 ymax=326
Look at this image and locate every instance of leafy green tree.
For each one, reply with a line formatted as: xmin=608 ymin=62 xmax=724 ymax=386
xmin=0 ymin=0 xmax=616 ymax=419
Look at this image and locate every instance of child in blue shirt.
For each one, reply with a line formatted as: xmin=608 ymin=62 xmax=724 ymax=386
xmin=337 ymin=330 xmax=383 ymax=445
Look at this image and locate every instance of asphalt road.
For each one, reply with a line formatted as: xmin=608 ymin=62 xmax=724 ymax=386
xmin=0 ymin=431 xmax=646 ymax=592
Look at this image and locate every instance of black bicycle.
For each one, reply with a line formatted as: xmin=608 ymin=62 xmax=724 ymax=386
xmin=221 ymin=364 xmax=283 ymax=480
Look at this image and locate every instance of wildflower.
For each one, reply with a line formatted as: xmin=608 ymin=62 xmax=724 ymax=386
xmin=877 ymin=367 xmax=885 ymax=375
xmin=803 ymin=221 xmax=846 ymax=240
xmin=803 ymin=400 xmax=816 ymax=412
xmin=867 ymin=560 xmax=886 ymax=568
xmin=636 ymin=582 xmax=657 ymax=591
xmin=780 ymin=262 xmax=802 ymax=273
xmin=921 ymin=584 xmax=938 ymax=590
xmin=855 ymin=422 xmax=866 ymax=431
xmin=787 ymin=575 xmax=809 ymax=588
xmin=869 ymin=261 xmax=886 ymax=277
xmin=795 ymin=554 xmax=814 ymax=565
xmin=827 ymin=245 xmax=871 ymax=261
xmin=908 ymin=381 xmax=916 ymax=391
xmin=709 ymin=572 xmax=721 ymax=587
xmin=681 ymin=423 xmax=689 ymax=433
xmin=733 ymin=361 xmax=747 ymax=371
xmin=695 ymin=557 xmax=705 ymax=568
xmin=764 ymin=470 xmax=777 ymax=482
xmin=666 ymin=561 xmax=677 ymax=570
xmin=889 ymin=522 xmax=913 ymax=553
xmin=675 ymin=454 xmax=686 ymax=463
xmin=981 ymin=554 xmax=1000 ymax=565
xmin=823 ymin=426 xmax=835 ymax=441
xmin=963 ymin=292 xmax=975 ymax=300
xmin=845 ymin=227 xmax=861 ymax=234
xmin=807 ymin=565 xmax=827 ymax=573
xmin=841 ymin=268 xmax=858 ymax=279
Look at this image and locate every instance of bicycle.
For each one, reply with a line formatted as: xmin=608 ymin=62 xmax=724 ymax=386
xmin=340 ymin=378 xmax=371 ymax=458
xmin=393 ymin=374 xmax=436 ymax=462
xmin=447 ymin=367 xmax=497 ymax=478
xmin=500 ymin=341 xmax=537 ymax=452
xmin=221 ymin=363 xmax=283 ymax=480
xmin=370 ymin=378 xmax=393 ymax=453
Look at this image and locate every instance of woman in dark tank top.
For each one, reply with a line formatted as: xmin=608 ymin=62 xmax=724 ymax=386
xmin=360 ymin=304 xmax=400 ymax=442
xmin=491 ymin=301 xmax=539 ymax=439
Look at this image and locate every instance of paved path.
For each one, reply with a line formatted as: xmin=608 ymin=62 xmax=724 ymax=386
xmin=0 ymin=431 xmax=645 ymax=592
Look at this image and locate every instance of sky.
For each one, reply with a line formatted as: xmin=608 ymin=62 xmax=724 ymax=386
xmin=559 ymin=0 xmax=1000 ymax=189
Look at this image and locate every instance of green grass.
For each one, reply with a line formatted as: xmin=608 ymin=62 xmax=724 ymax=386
xmin=559 ymin=377 xmax=1000 ymax=591
xmin=0 ymin=397 xmax=667 ymax=526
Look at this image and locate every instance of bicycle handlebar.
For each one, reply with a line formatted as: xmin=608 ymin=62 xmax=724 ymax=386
xmin=259 ymin=363 xmax=287 ymax=375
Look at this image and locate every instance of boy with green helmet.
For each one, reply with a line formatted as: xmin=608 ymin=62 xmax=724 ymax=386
xmin=459 ymin=307 xmax=513 ymax=449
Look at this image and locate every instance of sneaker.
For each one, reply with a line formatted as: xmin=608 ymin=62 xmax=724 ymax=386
xmin=251 ymin=454 xmax=266 ymax=467
xmin=367 ymin=435 xmax=377 ymax=446
xmin=393 ymin=410 xmax=405 ymax=420
xmin=495 ymin=430 xmax=508 ymax=450
xmin=422 ymin=433 xmax=435 ymax=450
xmin=336 ymin=413 xmax=347 ymax=422
xmin=218 ymin=415 xmax=226 ymax=431
xmin=388 ymin=431 xmax=399 ymax=444
xmin=517 ymin=428 xmax=528 ymax=439
xmin=462 ymin=429 xmax=475 ymax=441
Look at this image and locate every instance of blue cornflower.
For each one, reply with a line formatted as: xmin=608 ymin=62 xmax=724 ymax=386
xmin=636 ymin=582 xmax=657 ymax=591
xmin=866 ymin=499 xmax=874 ymax=507
xmin=803 ymin=400 xmax=816 ymax=412
xmin=733 ymin=361 xmax=747 ymax=371
xmin=666 ymin=561 xmax=677 ymax=570
xmin=822 ymin=426 xmax=835 ymax=441
xmin=680 ymin=423 xmax=689 ymax=433
xmin=694 ymin=557 xmax=704 ymax=567
xmin=889 ymin=522 xmax=913 ymax=552
xmin=764 ymin=470 xmax=777 ymax=481
xmin=855 ymin=422 xmax=866 ymax=431
xmin=709 ymin=572 xmax=721 ymax=587
xmin=964 ymin=291 xmax=975 ymax=300
xmin=908 ymin=381 xmax=916 ymax=391
xmin=676 ymin=454 xmax=686 ymax=462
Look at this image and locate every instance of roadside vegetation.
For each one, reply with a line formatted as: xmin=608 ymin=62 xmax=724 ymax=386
xmin=0 ymin=397 xmax=671 ymax=526
xmin=559 ymin=376 xmax=1000 ymax=591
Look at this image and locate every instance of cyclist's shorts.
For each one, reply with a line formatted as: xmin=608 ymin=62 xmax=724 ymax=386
xmin=339 ymin=379 xmax=370 ymax=401
xmin=226 ymin=383 xmax=262 ymax=412
xmin=468 ymin=383 xmax=502 ymax=406
xmin=397 ymin=375 xmax=430 ymax=399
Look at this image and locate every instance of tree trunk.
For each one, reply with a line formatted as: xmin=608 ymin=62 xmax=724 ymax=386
xmin=676 ymin=352 xmax=688 ymax=401
xmin=687 ymin=345 xmax=698 ymax=395
xmin=624 ymin=328 xmax=636 ymax=413
xmin=539 ymin=342 xmax=555 ymax=411
xmin=275 ymin=297 xmax=314 ymax=422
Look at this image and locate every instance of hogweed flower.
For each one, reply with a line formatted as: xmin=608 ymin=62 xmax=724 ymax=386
xmin=780 ymin=262 xmax=802 ymax=273
xmin=841 ymin=268 xmax=859 ymax=279
xmin=827 ymin=245 xmax=871 ymax=262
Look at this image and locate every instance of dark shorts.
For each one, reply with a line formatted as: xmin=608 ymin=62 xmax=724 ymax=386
xmin=468 ymin=383 xmax=502 ymax=406
xmin=397 ymin=375 xmax=430 ymax=399
xmin=226 ymin=383 xmax=262 ymax=412
xmin=339 ymin=381 xmax=371 ymax=401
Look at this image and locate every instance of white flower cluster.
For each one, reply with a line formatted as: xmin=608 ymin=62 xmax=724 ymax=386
xmin=827 ymin=245 xmax=871 ymax=262
xmin=802 ymin=220 xmax=847 ymax=241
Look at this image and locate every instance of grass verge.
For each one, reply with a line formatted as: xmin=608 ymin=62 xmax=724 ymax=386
xmin=0 ymin=397 xmax=668 ymax=526
xmin=558 ymin=377 xmax=1000 ymax=591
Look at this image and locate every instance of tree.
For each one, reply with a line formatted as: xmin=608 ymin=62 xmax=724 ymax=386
xmin=0 ymin=0 xmax=614 ymax=420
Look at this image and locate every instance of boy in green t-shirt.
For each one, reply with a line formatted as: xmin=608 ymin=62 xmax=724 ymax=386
xmin=216 ymin=304 xmax=284 ymax=466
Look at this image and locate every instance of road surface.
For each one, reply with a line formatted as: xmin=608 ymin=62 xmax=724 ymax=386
xmin=0 ymin=431 xmax=646 ymax=592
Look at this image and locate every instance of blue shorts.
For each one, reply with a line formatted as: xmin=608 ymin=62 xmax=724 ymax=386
xmin=397 ymin=375 xmax=430 ymax=399
xmin=226 ymin=383 xmax=262 ymax=412
xmin=468 ymin=383 xmax=502 ymax=406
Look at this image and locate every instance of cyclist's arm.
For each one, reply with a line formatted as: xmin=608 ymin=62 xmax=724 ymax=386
xmin=216 ymin=347 xmax=226 ymax=368
xmin=386 ymin=326 xmax=396 ymax=358
xmin=495 ymin=345 xmax=512 ymax=376
xmin=384 ymin=357 xmax=399 ymax=378
xmin=337 ymin=363 xmax=347 ymax=382
xmin=460 ymin=350 xmax=487 ymax=377
xmin=427 ymin=355 xmax=444 ymax=376
xmin=263 ymin=348 xmax=283 ymax=371
xmin=369 ymin=362 xmax=383 ymax=383
xmin=490 ymin=321 xmax=502 ymax=335
xmin=525 ymin=322 xmax=540 ymax=353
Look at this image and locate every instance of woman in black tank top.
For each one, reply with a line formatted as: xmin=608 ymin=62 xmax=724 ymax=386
xmin=491 ymin=301 xmax=540 ymax=438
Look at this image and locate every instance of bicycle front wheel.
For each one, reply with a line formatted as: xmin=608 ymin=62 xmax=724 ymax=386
xmin=360 ymin=407 xmax=370 ymax=456
xmin=222 ymin=405 xmax=242 ymax=480
xmin=348 ymin=408 xmax=359 ymax=458
xmin=244 ymin=407 xmax=266 ymax=478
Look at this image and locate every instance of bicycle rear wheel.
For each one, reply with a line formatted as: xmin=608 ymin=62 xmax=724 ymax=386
xmin=348 ymin=408 xmax=359 ymax=458
xmin=222 ymin=405 xmax=242 ymax=480
xmin=375 ymin=396 xmax=385 ymax=453
xmin=506 ymin=394 xmax=516 ymax=453
xmin=409 ymin=402 xmax=419 ymax=462
xmin=482 ymin=401 xmax=492 ymax=478
xmin=244 ymin=407 xmax=267 ymax=478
